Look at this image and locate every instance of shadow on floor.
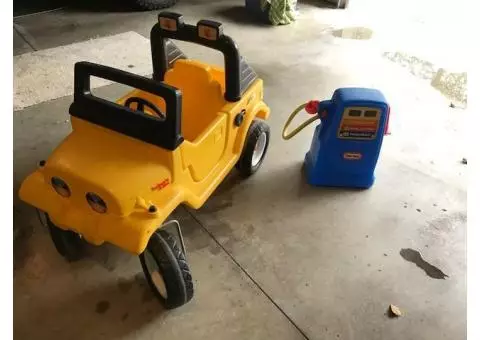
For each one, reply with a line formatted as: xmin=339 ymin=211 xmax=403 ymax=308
xmin=214 ymin=1 xmax=341 ymax=27
xmin=65 ymin=0 xmax=169 ymax=13
xmin=301 ymin=0 xmax=340 ymax=9
xmin=214 ymin=5 xmax=270 ymax=26
xmin=13 ymin=204 xmax=39 ymax=271
xmin=197 ymin=160 xmax=364 ymax=218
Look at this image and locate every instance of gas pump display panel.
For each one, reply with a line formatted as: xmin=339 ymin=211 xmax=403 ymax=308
xmin=337 ymin=107 xmax=380 ymax=140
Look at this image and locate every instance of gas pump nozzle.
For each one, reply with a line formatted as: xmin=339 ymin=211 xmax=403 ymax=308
xmin=306 ymin=99 xmax=332 ymax=118
xmin=282 ymin=99 xmax=331 ymax=140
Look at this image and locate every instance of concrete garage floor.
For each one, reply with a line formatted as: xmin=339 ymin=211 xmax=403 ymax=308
xmin=13 ymin=1 xmax=467 ymax=339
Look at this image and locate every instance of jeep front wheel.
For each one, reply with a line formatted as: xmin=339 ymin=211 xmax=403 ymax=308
xmin=140 ymin=230 xmax=194 ymax=309
xmin=46 ymin=214 xmax=86 ymax=262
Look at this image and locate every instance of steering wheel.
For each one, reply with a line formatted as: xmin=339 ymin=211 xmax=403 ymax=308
xmin=124 ymin=97 xmax=165 ymax=120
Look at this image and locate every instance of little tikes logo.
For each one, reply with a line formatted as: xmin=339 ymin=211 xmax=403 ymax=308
xmin=151 ymin=178 xmax=170 ymax=191
xmin=343 ymin=152 xmax=362 ymax=160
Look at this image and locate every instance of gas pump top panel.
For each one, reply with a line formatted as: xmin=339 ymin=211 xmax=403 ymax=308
xmin=334 ymin=88 xmax=388 ymax=141
xmin=337 ymin=106 xmax=381 ymax=140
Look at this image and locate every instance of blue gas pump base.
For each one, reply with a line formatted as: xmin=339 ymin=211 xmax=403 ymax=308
xmin=304 ymin=151 xmax=375 ymax=189
xmin=301 ymin=88 xmax=389 ymax=189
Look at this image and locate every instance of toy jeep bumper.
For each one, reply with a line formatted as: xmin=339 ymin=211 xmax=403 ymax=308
xmin=20 ymin=168 xmax=182 ymax=254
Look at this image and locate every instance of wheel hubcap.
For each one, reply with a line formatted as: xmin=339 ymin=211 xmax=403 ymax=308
xmin=252 ymin=132 xmax=267 ymax=167
xmin=144 ymin=250 xmax=168 ymax=299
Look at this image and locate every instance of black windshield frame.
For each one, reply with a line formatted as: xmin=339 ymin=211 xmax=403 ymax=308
xmin=69 ymin=61 xmax=183 ymax=150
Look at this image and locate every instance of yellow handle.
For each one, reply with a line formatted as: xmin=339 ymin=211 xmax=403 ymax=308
xmin=282 ymin=103 xmax=319 ymax=140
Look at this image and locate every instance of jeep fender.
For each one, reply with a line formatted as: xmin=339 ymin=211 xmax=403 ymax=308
xmin=233 ymin=102 xmax=270 ymax=155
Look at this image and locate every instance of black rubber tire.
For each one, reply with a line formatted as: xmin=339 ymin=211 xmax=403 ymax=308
xmin=236 ymin=120 xmax=270 ymax=177
xmin=338 ymin=0 xmax=349 ymax=9
xmin=46 ymin=214 xmax=85 ymax=262
xmin=140 ymin=230 xmax=194 ymax=309
xmin=131 ymin=0 xmax=177 ymax=10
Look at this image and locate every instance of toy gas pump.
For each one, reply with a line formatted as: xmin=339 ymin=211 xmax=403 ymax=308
xmin=282 ymin=88 xmax=390 ymax=189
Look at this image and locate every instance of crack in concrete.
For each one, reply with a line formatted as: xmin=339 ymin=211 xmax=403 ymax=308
xmin=183 ymin=205 xmax=310 ymax=340
xmin=13 ymin=23 xmax=38 ymax=51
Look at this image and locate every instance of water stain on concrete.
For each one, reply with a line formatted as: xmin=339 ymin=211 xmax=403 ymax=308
xmin=95 ymin=300 xmax=111 ymax=314
xmin=142 ymin=289 xmax=155 ymax=302
xmin=88 ymin=246 xmax=118 ymax=273
xmin=421 ymin=212 xmax=466 ymax=248
xmin=400 ymin=248 xmax=448 ymax=279
xmin=427 ymin=212 xmax=466 ymax=233
xmin=209 ymin=245 xmax=222 ymax=255
xmin=382 ymin=51 xmax=467 ymax=103
xmin=21 ymin=252 xmax=50 ymax=281
xmin=263 ymin=217 xmax=274 ymax=224
xmin=206 ymin=221 xmax=234 ymax=239
xmin=13 ymin=206 xmax=37 ymax=271
xmin=383 ymin=51 xmax=436 ymax=80
xmin=199 ymin=199 xmax=233 ymax=214
xmin=246 ymin=224 xmax=255 ymax=236
xmin=13 ymin=237 xmax=33 ymax=272
xmin=134 ymin=273 xmax=147 ymax=287
xmin=117 ymin=278 xmax=133 ymax=294
xmin=333 ymin=27 xmax=373 ymax=40
xmin=180 ymin=220 xmax=212 ymax=253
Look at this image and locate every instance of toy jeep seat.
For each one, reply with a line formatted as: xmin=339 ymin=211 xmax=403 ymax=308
xmin=165 ymin=59 xmax=225 ymax=142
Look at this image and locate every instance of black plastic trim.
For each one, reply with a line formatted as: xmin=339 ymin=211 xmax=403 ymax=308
xmin=151 ymin=12 xmax=258 ymax=102
xmin=69 ymin=61 xmax=183 ymax=150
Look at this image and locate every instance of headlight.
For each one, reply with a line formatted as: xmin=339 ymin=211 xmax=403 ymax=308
xmin=86 ymin=193 xmax=107 ymax=214
xmin=51 ymin=177 xmax=71 ymax=197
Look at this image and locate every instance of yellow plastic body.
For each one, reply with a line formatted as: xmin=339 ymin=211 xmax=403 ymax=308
xmin=19 ymin=59 xmax=270 ymax=255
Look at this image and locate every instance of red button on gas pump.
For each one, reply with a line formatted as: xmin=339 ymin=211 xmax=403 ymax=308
xmin=305 ymin=100 xmax=319 ymax=115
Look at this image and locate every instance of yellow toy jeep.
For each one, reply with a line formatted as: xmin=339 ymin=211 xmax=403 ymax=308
xmin=19 ymin=12 xmax=270 ymax=309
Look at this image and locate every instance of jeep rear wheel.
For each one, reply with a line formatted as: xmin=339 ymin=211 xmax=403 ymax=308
xmin=236 ymin=120 xmax=270 ymax=177
xmin=140 ymin=230 xmax=194 ymax=309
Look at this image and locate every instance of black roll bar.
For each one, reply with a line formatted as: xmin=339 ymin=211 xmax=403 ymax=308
xmin=151 ymin=12 xmax=243 ymax=102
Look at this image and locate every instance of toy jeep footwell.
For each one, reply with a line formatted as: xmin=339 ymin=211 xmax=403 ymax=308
xmin=19 ymin=12 xmax=270 ymax=309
